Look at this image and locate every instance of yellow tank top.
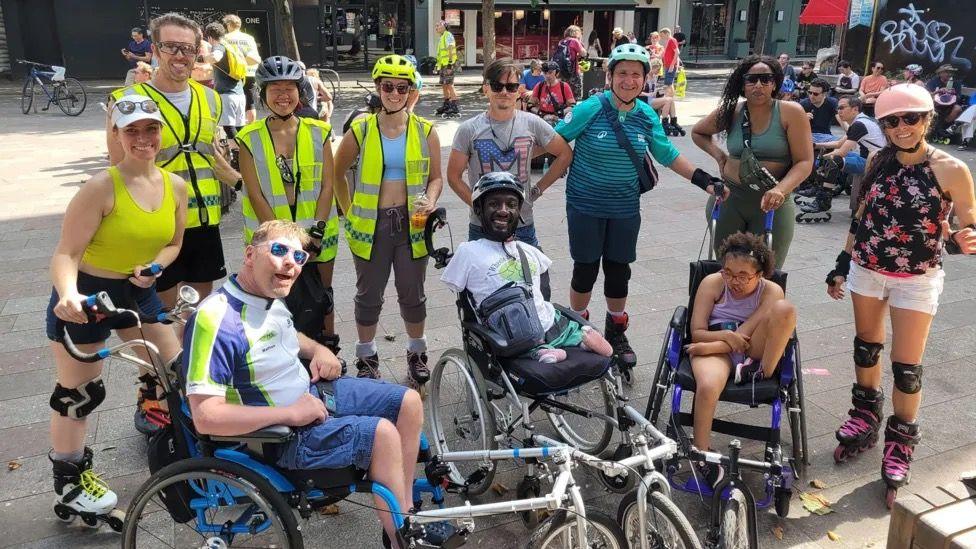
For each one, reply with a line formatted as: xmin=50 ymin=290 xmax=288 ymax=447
xmin=82 ymin=167 xmax=177 ymax=275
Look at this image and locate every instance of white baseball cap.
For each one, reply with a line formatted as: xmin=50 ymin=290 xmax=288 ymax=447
xmin=111 ymin=94 xmax=163 ymax=128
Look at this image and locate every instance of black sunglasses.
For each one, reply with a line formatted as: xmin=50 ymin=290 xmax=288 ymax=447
xmin=744 ymin=73 xmax=775 ymax=85
xmin=488 ymin=81 xmax=520 ymax=93
xmin=157 ymin=42 xmax=197 ymax=57
xmin=380 ymin=82 xmax=411 ymax=95
xmin=880 ymin=112 xmax=925 ymax=129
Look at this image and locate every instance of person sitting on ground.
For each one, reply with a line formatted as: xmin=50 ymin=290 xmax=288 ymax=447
xmin=441 ymin=173 xmax=613 ymax=364
xmin=519 ymin=59 xmax=546 ymax=111
xmin=800 ymin=78 xmax=839 ymax=144
xmin=777 ymin=53 xmax=796 ymax=81
xmin=926 ymin=64 xmax=966 ymax=139
xmin=818 ymin=96 xmax=885 ymax=178
xmin=530 ymin=62 xmax=576 ymax=123
xmin=183 ymin=219 xmax=425 ymax=549
xmin=641 ymin=58 xmax=680 ymax=132
xmin=686 ymin=232 xmax=797 ymax=486
xmin=901 ymin=64 xmax=923 ymax=86
xmin=794 ymin=61 xmax=817 ymax=99
xmin=834 ymin=60 xmax=860 ymax=99
xmin=304 ymin=67 xmax=334 ymax=122
xmin=858 ymin=61 xmax=889 ymax=117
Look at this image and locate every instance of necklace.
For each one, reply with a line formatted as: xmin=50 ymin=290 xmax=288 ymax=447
xmin=488 ymin=112 xmax=517 ymax=153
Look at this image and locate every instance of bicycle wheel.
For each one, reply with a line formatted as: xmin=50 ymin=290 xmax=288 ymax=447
xmin=426 ymin=348 xmax=497 ymax=496
xmin=546 ymin=379 xmax=615 ymax=457
xmin=123 ymin=456 xmax=303 ymax=549
xmin=319 ymin=68 xmax=340 ymax=106
xmin=617 ymin=490 xmax=702 ymax=549
xmin=55 ymin=78 xmax=87 ymax=116
xmin=528 ymin=510 xmax=628 ymax=549
xmin=719 ymin=490 xmax=748 ymax=549
xmin=21 ymin=77 xmax=34 ymax=114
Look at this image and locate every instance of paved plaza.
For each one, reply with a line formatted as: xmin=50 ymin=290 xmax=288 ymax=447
xmin=0 ymin=77 xmax=975 ymax=548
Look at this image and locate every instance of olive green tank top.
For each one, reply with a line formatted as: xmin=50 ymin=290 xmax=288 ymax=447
xmin=726 ymin=100 xmax=791 ymax=163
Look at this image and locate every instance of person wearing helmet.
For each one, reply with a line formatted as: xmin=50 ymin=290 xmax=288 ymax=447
xmin=236 ymin=55 xmax=341 ymax=353
xmin=334 ymin=55 xmax=444 ymax=387
xmin=693 ymin=55 xmax=814 ymax=265
xmin=901 ymin=64 xmax=923 ymax=85
xmin=779 ymin=76 xmax=796 ymax=101
xmin=448 ymin=58 xmax=573 ymax=248
xmin=555 ymin=43 xmax=724 ymax=374
xmin=825 ymin=83 xmax=976 ymax=507
xmin=441 ymin=172 xmax=613 ymax=364
xmin=529 ymin=61 xmax=576 ymax=123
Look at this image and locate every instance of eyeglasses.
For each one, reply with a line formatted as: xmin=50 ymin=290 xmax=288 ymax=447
xmin=380 ymin=82 xmax=411 ymax=95
xmin=721 ymin=269 xmax=761 ymax=284
xmin=488 ymin=81 xmax=521 ymax=93
xmin=743 ymin=73 xmax=775 ymax=85
xmin=880 ymin=112 xmax=925 ymax=129
xmin=275 ymin=154 xmax=295 ymax=186
xmin=114 ymin=99 xmax=159 ymax=115
xmin=261 ymin=241 xmax=309 ymax=266
xmin=157 ymin=42 xmax=197 ymax=57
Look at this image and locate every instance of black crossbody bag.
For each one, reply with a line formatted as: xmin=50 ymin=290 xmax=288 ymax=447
xmin=598 ymin=94 xmax=659 ymax=193
xmin=477 ymin=246 xmax=546 ymax=358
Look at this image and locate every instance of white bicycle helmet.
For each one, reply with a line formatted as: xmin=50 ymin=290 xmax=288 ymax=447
xmin=608 ymin=44 xmax=651 ymax=74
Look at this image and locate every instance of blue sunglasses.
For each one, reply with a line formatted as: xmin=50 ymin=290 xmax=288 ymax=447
xmin=262 ymin=241 xmax=309 ymax=266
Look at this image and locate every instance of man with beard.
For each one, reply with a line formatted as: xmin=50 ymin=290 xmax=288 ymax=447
xmin=183 ymin=220 xmax=426 ymax=549
xmin=108 ymin=12 xmax=242 ymax=433
xmin=448 ymin=58 xmax=572 ymax=248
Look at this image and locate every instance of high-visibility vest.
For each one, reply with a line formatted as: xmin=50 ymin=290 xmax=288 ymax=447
xmin=236 ymin=117 xmax=339 ymax=261
xmin=436 ymin=31 xmax=457 ymax=69
xmin=111 ymin=81 xmax=223 ymax=228
xmin=347 ymin=113 xmax=432 ymax=260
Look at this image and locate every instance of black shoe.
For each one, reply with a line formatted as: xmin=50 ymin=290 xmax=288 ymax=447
xmin=321 ymin=333 xmax=341 ymax=355
xmin=435 ymin=100 xmax=449 ymax=115
xmin=696 ymin=459 xmax=726 ymax=490
xmin=604 ymin=312 xmax=637 ymax=367
xmin=407 ymin=351 xmax=430 ymax=385
xmin=733 ymin=358 xmax=764 ymax=385
xmin=958 ymin=139 xmax=971 ymax=151
xmin=356 ymin=354 xmax=381 ymax=379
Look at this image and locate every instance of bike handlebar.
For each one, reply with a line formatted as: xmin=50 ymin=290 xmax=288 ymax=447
xmin=17 ymin=59 xmax=53 ymax=69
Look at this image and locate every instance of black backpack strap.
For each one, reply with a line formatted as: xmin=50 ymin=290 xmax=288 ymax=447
xmin=598 ymin=94 xmax=652 ymax=192
xmin=516 ymin=245 xmax=534 ymax=287
xmin=741 ymin=102 xmax=753 ymax=149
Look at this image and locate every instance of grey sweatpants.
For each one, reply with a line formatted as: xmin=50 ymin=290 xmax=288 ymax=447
xmin=353 ymin=205 xmax=428 ymax=326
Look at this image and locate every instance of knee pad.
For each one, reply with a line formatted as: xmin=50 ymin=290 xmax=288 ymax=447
xmin=50 ymin=377 xmax=106 ymax=419
xmin=602 ymin=259 xmax=631 ymax=299
xmin=892 ymin=362 xmax=923 ymax=394
xmin=853 ymin=336 xmax=884 ymax=367
xmin=571 ymin=261 xmax=600 ymax=294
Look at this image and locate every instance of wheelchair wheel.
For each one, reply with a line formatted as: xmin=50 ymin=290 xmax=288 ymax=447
xmin=527 ymin=510 xmax=628 ymax=549
xmin=123 ymin=456 xmax=303 ymax=549
xmin=719 ymin=489 xmax=748 ymax=549
xmin=646 ymin=324 xmax=675 ymax=427
xmin=427 ymin=348 xmax=497 ymax=496
xmin=617 ymin=490 xmax=703 ymax=549
xmin=545 ymin=379 xmax=615 ymax=457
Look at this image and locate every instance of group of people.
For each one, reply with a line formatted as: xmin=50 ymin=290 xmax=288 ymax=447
xmin=45 ymin=10 xmax=976 ymax=544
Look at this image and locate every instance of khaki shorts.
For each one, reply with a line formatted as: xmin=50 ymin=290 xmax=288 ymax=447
xmin=847 ymin=262 xmax=945 ymax=315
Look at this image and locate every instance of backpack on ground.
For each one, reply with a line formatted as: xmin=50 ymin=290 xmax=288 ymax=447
xmin=219 ymin=40 xmax=248 ymax=81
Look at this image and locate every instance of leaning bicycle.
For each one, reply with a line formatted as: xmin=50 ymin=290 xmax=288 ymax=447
xmin=18 ymin=59 xmax=87 ymax=116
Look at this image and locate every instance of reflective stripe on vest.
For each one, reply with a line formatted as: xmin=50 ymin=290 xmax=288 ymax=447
xmin=237 ymin=117 xmax=339 ymax=262
xmin=111 ymin=81 xmax=223 ymax=228
xmin=437 ymin=31 xmax=456 ymax=68
xmin=347 ymin=113 xmax=432 ymax=260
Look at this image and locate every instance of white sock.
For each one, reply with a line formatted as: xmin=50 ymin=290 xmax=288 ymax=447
xmin=356 ymin=340 xmax=377 ymax=358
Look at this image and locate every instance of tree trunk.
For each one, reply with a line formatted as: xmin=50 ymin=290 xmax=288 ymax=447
xmin=482 ymin=0 xmax=496 ymax=62
xmin=272 ymin=0 xmax=301 ymax=61
xmin=752 ymin=0 xmax=777 ymax=56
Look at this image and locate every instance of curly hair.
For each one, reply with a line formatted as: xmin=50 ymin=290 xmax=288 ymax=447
xmin=718 ymin=232 xmax=775 ymax=278
xmin=715 ymin=55 xmax=784 ymax=133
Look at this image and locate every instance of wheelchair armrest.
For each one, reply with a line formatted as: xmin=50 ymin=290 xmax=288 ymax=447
xmin=207 ymin=424 xmax=295 ymax=444
xmin=670 ymin=306 xmax=688 ymax=330
xmin=462 ymin=320 xmax=513 ymax=355
xmin=553 ymin=304 xmax=593 ymax=329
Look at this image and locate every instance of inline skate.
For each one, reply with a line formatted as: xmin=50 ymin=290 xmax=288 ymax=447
xmin=834 ymin=384 xmax=883 ymax=463
xmin=50 ymin=447 xmax=124 ymax=531
xmin=882 ymin=416 xmax=920 ymax=509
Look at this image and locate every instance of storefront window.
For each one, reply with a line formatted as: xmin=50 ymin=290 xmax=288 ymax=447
xmin=473 ymin=9 xmax=580 ymax=64
xmin=321 ymin=0 xmax=414 ymax=71
xmin=513 ymin=10 xmax=549 ymax=62
xmin=796 ymin=0 xmax=835 ymax=57
xmin=688 ymin=0 xmax=729 ymax=60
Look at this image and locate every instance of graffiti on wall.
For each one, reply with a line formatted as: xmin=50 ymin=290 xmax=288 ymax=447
xmin=878 ymin=3 xmax=972 ymax=71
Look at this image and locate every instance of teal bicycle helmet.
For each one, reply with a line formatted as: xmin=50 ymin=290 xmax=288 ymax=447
xmin=608 ymin=44 xmax=651 ymax=74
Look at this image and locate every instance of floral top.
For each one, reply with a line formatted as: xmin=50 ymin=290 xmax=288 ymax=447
xmin=853 ymin=159 xmax=951 ymax=275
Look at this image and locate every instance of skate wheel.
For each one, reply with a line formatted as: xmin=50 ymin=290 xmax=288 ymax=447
xmin=795 ymin=214 xmax=803 ymax=223
xmin=621 ymin=367 xmax=634 ymax=386
xmin=81 ymin=513 xmax=99 ymax=527
xmin=53 ymin=504 xmax=74 ymax=523
xmin=833 ymin=445 xmax=849 ymax=464
xmin=824 ymin=213 xmax=832 ymax=222
xmin=106 ymin=509 xmax=125 ymax=532
xmin=885 ymin=487 xmax=898 ymax=509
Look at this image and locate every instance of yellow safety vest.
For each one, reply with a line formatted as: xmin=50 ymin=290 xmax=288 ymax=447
xmin=436 ymin=31 xmax=457 ymax=69
xmin=111 ymin=81 xmax=223 ymax=228
xmin=347 ymin=113 xmax=432 ymax=260
xmin=236 ymin=117 xmax=339 ymax=262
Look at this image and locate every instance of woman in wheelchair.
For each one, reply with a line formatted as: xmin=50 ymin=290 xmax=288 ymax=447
xmin=440 ymin=172 xmax=613 ymax=362
xmin=685 ymin=232 xmax=797 ymax=483
xmin=183 ymin=220 xmax=425 ymax=548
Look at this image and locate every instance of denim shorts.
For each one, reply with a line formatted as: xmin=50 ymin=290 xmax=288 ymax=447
xmin=45 ymin=271 xmax=165 ymax=344
xmin=663 ymin=69 xmax=678 ymax=85
xmin=468 ymin=223 xmax=539 ymax=248
xmin=566 ymin=206 xmax=641 ymax=264
xmin=276 ymin=377 xmax=407 ymax=471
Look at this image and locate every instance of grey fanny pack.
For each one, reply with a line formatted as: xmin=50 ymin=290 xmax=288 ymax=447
xmin=478 ymin=246 xmax=545 ymax=357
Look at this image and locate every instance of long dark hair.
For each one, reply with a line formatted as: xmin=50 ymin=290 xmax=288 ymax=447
xmin=716 ymin=55 xmax=784 ymax=133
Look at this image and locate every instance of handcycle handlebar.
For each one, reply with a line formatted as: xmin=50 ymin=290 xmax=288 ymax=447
xmin=424 ymin=207 xmax=453 ymax=269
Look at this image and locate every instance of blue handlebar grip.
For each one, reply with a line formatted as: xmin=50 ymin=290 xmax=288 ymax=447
xmin=139 ymin=263 xmax=162 ymax=277
xmin=85 ymin=295 xmax=98 ymax=307
xmin=711 ymin=201 xmax=722 ymax=221
xmin=764 ymin=210 xmax=775 ymax=233
xmin=156 ymin=312 xmax=168 ymax=322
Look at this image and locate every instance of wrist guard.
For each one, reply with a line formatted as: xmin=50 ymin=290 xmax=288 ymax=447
xmin=691 ymin=168 xmax=714 ymax=192
xmin=826 ymin=250 xmax=852 ymax=285
xmin=945 ymin=224 xmax=976 ymax=255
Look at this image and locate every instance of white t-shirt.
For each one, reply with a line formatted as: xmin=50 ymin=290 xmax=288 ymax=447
xmin=441 ymin=239 xmax=555 ymax=330
xmin=159 ymin=87 xmax=192 ymax=116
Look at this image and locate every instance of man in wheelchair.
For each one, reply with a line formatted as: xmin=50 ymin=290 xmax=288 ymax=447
xmin=440 ymin=172 xmax=612 ymax=363
xmin=684 ymin=233 xmax=796 ymax=486
xmin=182 ymin=220 xmax=424 ymax=547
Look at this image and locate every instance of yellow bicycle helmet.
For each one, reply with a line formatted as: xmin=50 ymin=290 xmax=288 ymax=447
xmin=578 ymin=59 xmax=591 ymax=73
xmin=371 ymin=55 xmax=417 ymax=85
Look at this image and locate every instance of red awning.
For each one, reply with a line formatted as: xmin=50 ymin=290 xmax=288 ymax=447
xmin=798 ymin=0 xmax=849 ymax=25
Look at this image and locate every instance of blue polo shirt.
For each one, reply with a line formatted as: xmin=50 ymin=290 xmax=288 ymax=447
xmin=556 ymin=91 xmax=680 ymax=218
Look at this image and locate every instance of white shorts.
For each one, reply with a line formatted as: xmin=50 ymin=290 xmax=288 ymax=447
xmin=218 ymin=93 xmax=246 ymax=127
xmin=846 ymin=262 xmax=945 ymax=315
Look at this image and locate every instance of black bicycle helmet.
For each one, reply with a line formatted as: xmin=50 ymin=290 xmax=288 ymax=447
xmin=256 ymin=56 xmax=311 ymax=106
xmin=472 ymin=171 xmax=525 ymax=205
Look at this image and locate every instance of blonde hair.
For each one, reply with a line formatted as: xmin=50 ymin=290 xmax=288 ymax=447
xmin=564 ymin=25 xmax=582 ymax=38
xmin=659 ymin=28 xmax=672 ymax=36
xmin=222 ymin=14 xmax=242 ymax=30
xmin=529 ymin=59 xmax=542 ymax=72
xmin=135 ymin=61 xmax=153 ymax=73
xmin=650 ymin=59 xmax=663 ymax=71
xmin=305 ymin=68 xmax=320 ymax=78
xmin=251 ymin=220 xmax=311 ymax=248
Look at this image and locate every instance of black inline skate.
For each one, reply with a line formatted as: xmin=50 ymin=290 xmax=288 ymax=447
xmin=834 ymin=384 xmax=883 ymax=463
xmin=605 ymin=312 xmax=637 ymax=384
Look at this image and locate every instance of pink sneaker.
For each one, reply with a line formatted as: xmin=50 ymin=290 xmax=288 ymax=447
xmin=580 ymin=325 xmax=613 ymax=357
xmin=532 ymin=348 xmax=567 ymax=364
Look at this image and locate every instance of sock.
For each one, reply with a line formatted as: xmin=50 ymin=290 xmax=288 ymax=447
xmin=580 ymin=325 xmax=613 ymax=357
xmin=52 ymin=450 xmax=85 ymax=463
xmin=407 ymin=336 xmax=428 ymax=354
xmin=532 ymin=347 xmax=567 ymax=364
xmin=356 ymin=340 xmax=377 ymax=359
xmin=572 ymin=307 xmax=588 ymax=316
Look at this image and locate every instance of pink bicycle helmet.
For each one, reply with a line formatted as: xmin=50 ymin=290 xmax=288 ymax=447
xmin=874 ymin=83 xmax=934 ymax=119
